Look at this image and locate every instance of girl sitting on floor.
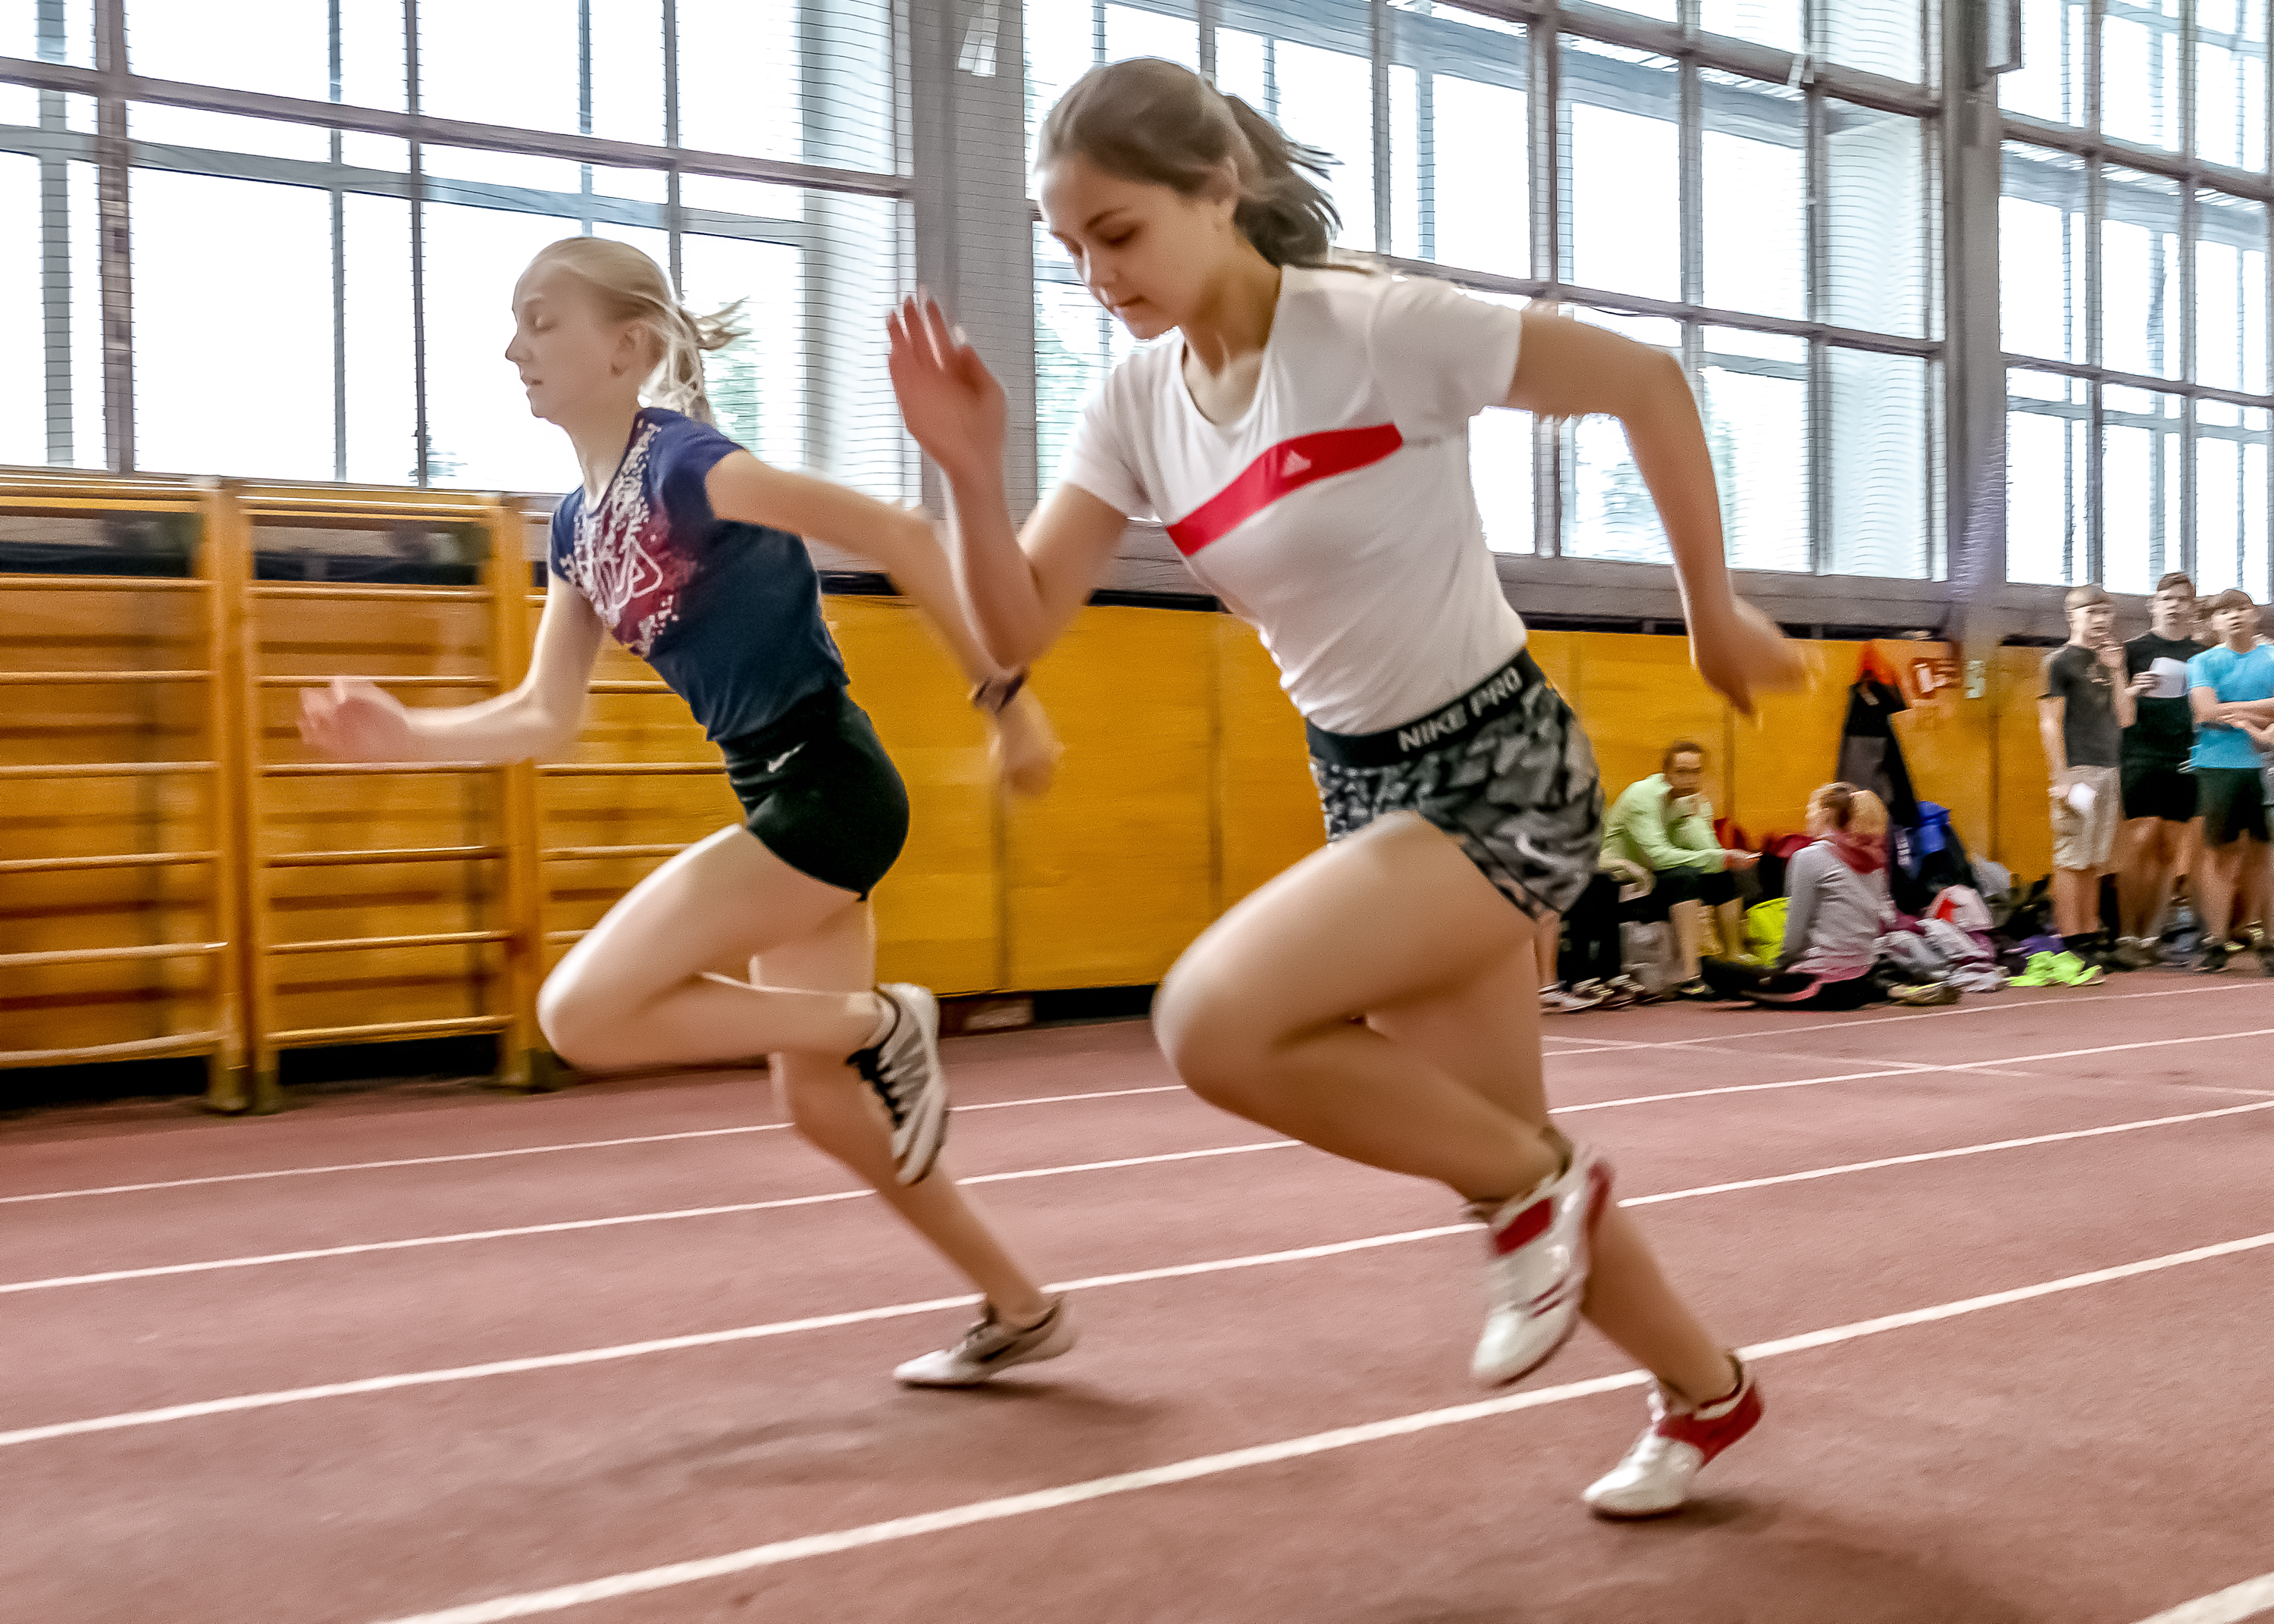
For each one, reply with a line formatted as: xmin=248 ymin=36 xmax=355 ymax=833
xmin=1702 ymin=783 xmax=1893 ymax=1011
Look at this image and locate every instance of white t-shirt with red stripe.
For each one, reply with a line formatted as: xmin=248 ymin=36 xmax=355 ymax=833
xmin=1059 ymin=265 xmax=1528 ymax=736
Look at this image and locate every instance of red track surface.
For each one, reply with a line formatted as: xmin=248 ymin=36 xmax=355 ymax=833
xmin=6 ymin=979 xmax=2274 ymax=1623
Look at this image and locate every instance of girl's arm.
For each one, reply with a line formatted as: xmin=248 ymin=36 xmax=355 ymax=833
xmin=1503 ymin=310 xmax=1805 ymax=712
xmin=887 ymin=295 xmax=1128 ymax=669
xmin=704 ymin=449 xmax=1063 ymax=793
xmin=298 ymin=572 xmax=604 ymax=764
xmin=706 ymin=451 xmax=1010 ymax=689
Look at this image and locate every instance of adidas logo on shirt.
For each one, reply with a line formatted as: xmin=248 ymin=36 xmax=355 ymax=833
xmin=1283 ymin=449 xmax=1311 ymax=477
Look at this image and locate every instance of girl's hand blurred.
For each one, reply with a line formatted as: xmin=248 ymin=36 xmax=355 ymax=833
xmin=298 ymin=677 xmax=415 ymax=761
xmin=990 ymin=687 xmax=1062 ymax=798
xmin=888 ymin=293 xmax=1008 ymax=486
xmin=1690 ymin=598 xmax=1807 ymax=715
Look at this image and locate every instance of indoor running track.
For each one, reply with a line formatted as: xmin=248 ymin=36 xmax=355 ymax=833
xmin=6 ymin=978 xmax=2274 ymax=1624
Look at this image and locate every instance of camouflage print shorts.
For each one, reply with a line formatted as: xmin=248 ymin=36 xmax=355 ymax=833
xmin=1306 ymin=651 xmax=1605 ymax=922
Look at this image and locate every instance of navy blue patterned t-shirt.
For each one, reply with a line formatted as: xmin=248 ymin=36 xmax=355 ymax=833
xmin=549 ymin=408 xmax=847 ymax=743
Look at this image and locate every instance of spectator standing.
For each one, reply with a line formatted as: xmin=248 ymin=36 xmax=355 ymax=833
xmin=2115 ymin=572 xmax=2203 ymax=965
xmin=1601 ymin=741 xmax=1758 ymax=993
xmin=2038 ymin=586 xmax=2135 ymax=962
xmin=2186 ymin=588 xmax=2274 ymax=974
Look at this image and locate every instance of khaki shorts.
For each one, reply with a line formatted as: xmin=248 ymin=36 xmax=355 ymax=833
xmin=2050 ymin=765 xmax=2122 ymax=871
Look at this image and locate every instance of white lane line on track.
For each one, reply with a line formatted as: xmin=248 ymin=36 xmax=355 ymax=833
xmin=364 ymin=1228 xmax=2274 ymax=1624
xmin=0 ymin=1139 xmax=1300 ymax=1297
xmin=16 ymin=1023 xmax=2274 ymax=1295
xmin=2131 ymin=1573 xmax=2274 ymax=1624
xmin=11 ymin=1098 xmax=2266 ymax=1450
xmin=1555 ymin=1024 xmax=2274 ymax=1115
xmin=20 ymin=983 xmax=2266 ymax=1206
xmin=0 ymin=1087 xmax=1192 ymax=1206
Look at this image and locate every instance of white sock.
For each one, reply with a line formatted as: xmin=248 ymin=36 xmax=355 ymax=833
xmin=859 ymin=989 xmax=897 ymax=1052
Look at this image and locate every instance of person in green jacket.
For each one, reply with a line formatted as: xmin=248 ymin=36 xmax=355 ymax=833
xmin=1602 ymin=740 xmax=1759 ymax=990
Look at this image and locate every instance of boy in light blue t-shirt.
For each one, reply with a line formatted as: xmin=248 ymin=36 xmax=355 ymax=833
xmin=2186 ymin=588 xmax=2274 ymax=972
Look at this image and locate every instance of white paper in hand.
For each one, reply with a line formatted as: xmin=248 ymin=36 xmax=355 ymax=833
xmin=2149 ymin=657 xmax=2190 ymax=699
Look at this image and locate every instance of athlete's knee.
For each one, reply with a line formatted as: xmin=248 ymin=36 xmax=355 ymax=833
xmin=536 ymin=968 xmax=631 ymax=1072
xmin=1154 ymin=963 xmax=1274 ymax=1106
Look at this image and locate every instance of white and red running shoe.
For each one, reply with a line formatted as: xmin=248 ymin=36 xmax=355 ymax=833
xmin=1583 ymin=1356 xmax=1763 ymax=1519
xmin=1468 ymin=1140 xmax=1614 ymax=1386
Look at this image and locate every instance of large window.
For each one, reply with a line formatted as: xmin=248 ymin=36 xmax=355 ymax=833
xmin=1027 ymin=0 xmax=1943 ymax=579
xmin=2003 ymin=0 xmax=2274 ymax=596
xmin=1 ymin=0 xmax=911 ymax=499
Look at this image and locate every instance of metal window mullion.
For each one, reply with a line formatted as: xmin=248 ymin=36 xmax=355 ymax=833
xmin=1677 ymin=56 xmax=1701 ymax=312
xmin=2180 ymin=177 xmax=2199 ymax=577
xmin=1198 ymin=0 xmax=1218 ymax=81
xmin=578 ymin=0 xmax=594 ymax=234
xmin=2088 ymin=162 xmax=2105 ymax=580
xmin=36 ymin=0 xmax=71 ymax=465
xmin=407 ymin=0 xmax=428 ymax=489
xmin=1415 ymin=61 xmax=1435 ymax=263
xmin=93 ymin=0 xmax=130 ymax=474
xmin=1372 ymin=0 xmax=1392 ymax=255
xmin=1806 ymin=80 xmax=1829 ymax=574
xmin=663 ymin=0 xmax=680 ymax=293
xmin=1538 ymin=4 xmax=1564 ymax=560
xmin=2181 ymin=0 xmax=2198 ymax=164
xmin=330 ymin=0 xmax=347 ymax=483
xmin=1677 ymin=47 xmax=1702 ymax=493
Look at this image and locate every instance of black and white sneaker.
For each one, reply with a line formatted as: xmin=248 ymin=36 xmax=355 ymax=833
xmin=850 ymin=982 xmax=948 ymax=1184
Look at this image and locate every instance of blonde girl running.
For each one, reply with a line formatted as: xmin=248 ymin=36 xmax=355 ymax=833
xmin=300 ymin=237 xmax=1074 ymax=1387
xmin=888 ymin=59 xmax=1803 ymax=1513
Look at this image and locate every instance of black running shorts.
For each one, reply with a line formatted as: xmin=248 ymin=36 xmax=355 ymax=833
xmin=2119 ymin=761 xmax=2197 ymax=823
xmin=717 ymin=684 xmax=910 ymax=898
xmin=1307 ymin=649 xmax=1604 ymax=922
xmin=2196 ymin=765 xmax=2270 ymax=847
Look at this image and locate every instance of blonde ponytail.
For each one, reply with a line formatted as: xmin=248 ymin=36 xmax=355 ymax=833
xmin=525 ymin=236 xmax=745 ymax=424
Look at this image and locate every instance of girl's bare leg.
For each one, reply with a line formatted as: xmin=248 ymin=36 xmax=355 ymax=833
xmin=1534 ymin=911 xmax=1561 ymax=991
xmin=756 ymin=904 xmax=1050 ymax=1321
xmin=539 ymin=824 xmax=1048 ymax=1318
xmin=1155 ymin=812 xmax=1734 ymax=1403
xmin=537 ymin=825 xmax=888 ymax=1070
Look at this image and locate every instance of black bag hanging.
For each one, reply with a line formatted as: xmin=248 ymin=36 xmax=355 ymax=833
xmin=1835 ymin=676 xmax=1921 ymax=828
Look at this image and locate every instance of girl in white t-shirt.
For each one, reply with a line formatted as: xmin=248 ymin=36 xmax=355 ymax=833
xmin=889 ymin=57 xmax=1803 ymax=1517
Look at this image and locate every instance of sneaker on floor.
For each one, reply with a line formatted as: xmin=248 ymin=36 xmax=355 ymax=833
xmin=1669 ymin=978 xmax=1718 ymax=1000
xmin=2112 ymin=936 xmax=2160 ymax=972
xmin=1594 ymin=975 xmax=1643 ymax=1009
xmin=1469 ymin=1141 xmax=1614 ymax=1386
xmin=2195 ymin=945 xmax=2230 ymax=975
xmin=2009 ymin=951 xmax=2063 ymax=987
xmin=1584 ymin=1357 xmax=1764 ymax=1519
xmin=894 ymin=1295 xmax=1076 ymax=1387
xmin=849 ymin=982 xmax=948 ymax=1185
xmin=1889 ymin=980 xmax=1960 ymax=1006
xmin=1540 ymin=984 xmax=1606 ymax=1014
xmin=2046 ymin=950 xmax=2104 ymax=987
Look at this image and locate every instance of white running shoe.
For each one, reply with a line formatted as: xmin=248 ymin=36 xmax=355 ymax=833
xmin=894 ymin=1295 xmax=1077 ymax=1387
xmin=1540 ymin=984 xmax=1606 ymax=1014
xmin=1583 ymin=1357 xmax=1763 ymax=1519
xmin=1468 ymin=1141 xmax=1614 ymax=1385
xmin=849 ymin=983 xmax=948 ymax=1184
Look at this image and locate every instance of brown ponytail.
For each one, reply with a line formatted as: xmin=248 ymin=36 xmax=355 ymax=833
xmin=1037 ymin=57 xmax=1341 ymax=268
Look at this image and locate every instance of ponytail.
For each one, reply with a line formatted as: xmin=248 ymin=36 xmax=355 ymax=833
xmin=523 ymin=236 xmax=744 ymax=424
xmin=1037 ymin=57 xmax=1342 ymax=268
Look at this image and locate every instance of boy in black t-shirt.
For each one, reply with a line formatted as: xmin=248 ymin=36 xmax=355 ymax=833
xmin=2040 ymin=584 xmax=2135 ymax=966
xmin=2116 ymin=571 xmax=2203 ymax=965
